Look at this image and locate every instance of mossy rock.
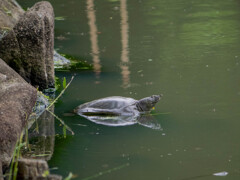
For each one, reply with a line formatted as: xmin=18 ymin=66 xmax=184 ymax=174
xmin=54 ymin=53 xmax=93 ymax=71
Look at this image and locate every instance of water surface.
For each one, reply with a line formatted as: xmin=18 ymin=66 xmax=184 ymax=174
xmin=21 ymin=0 xmax=240 ymax=179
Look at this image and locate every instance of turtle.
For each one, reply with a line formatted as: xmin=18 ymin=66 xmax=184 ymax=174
xmin=74 ymin=95 xmax=162 ymax=116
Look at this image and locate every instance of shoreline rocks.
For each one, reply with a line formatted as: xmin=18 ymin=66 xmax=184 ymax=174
xmin=0 ymin=1 xmax=55 ymax=90
xmin=0 ymin=58 xmax=37 ymax=169
xmin=53 ymin=51 xmax=71 ymax=68
xmin=0 ymin=1 xmax=61 ymax=178
xmin=0 ymin=0 xmax=24 ymax=31
xmin=17 ymin=158 xmax=62 ymax=180
xmin=0 ymin=162 xmax=2 ymax=180
xmin=0 ymin=1 xmax=66 ymax=179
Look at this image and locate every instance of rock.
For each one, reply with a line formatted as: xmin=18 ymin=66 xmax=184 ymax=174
xmin=53 ymin=51 xmax=70 ymax=68
xmin=0 ymin=0 xmax=24 ymax=30
xmin=0 ymin=1 xmax=55 ymax=90
xmin=37 ymin=174 xmax=62 ymax=180
xmin=17 ymin=159 xmax=62 ymax=180
xmin=0 ymin=0 xmax=24 ymax=41
xmin=0 ymin=72 xmax=7 ymax=82
xmin=29 ymin=92 xmax=50 ymax=123
xmin=17 ymin=158 xmax=48 ymax=179
xmin=0 ymin=161 xmax=3 ymax=180
xmin=0 ymin=58 xmax=37 ymax=169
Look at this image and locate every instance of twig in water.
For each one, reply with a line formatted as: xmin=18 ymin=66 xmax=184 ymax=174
xmin=46 ymin=109 xmax=74 ymax=135
xmin=73 ymin=124 xmax=87 ymax=127
xmin=8 ymin=133 xmax=24 ymax=180
xmin=46 ymin=76 xmax=74 ymax=111
xmin=45 ymin=76 xmax=75 ymax=135
xmin=64 ymin=172 xmax=73 ymax=180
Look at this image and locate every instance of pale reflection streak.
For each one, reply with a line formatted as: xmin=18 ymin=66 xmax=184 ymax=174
xmin=86 ymin=0 xmax=101 ymax=78
xmin=120 ymin=0 xmax=130 ymax=88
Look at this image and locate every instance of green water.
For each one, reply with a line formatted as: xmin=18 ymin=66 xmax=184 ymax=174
xmin=21 ymin=0 xmax=240 ymax=179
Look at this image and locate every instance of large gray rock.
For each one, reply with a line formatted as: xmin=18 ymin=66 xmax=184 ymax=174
xmin=0 ymin=0 xmax=24 ymax=31
xmin=0 ymin=58 xmax=37 ymax=169
xmin=0 ymin=1 xmax=55 ymax=90
xmin=17 ymin=158 xmax=62 ymax=180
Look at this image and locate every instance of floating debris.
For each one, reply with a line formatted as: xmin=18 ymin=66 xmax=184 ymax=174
xmin=213 ymin=171 xmax=228 ymax=176
xmin=74 ymin=124 xmax=88 ymax=127
xmin=55 ymin=16 xmax=65 ymax=20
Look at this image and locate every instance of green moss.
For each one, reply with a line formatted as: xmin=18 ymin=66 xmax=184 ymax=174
xmin=57 ymin=54 xmax=93 ymax=71
xmin=54 ymin=76 xmax=61 ymax=91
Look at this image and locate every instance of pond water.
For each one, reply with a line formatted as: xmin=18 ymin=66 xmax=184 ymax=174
xmin=21 ymin=0 xmax=240 ymax=179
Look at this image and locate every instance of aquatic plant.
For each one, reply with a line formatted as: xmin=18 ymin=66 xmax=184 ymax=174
xmin=56 ymin=54 xmax=93 ymax=71
xmin=46 ymin=76 xmax=74 ymax=111
xmin=55 ymin=76 xmax=61 ymax=91
xmin=7 ymin=133 xmax=24 ymax=180
xmin=55 ymin=16 xmax=65 ymax=21
xmin=64 ymin=172 xmax=73 ymax=180
xmin=47 ymin=109 xmax=74 ymax=136
xmin=46 ymin=76 xmax=75 ymax=136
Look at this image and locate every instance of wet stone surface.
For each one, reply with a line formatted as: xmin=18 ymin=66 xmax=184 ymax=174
xmin=0 ymin=58 xmax=37 ymax=169
xmin=0 ymin=1 xmax=55 ymax=90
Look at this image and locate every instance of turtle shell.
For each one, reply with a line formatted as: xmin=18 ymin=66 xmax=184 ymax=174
xmin=75 ymin=96 xmax=138 ymax=116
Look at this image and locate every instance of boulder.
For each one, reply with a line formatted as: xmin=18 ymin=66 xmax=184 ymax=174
xmin=0 ymin=58 xmax=37 ymax=169
xmin=53 ymin=51 xmax=70 ymax=69
xmin=17 ymin=158 xmax=62 ymax=180
xmin=0 ymin=1 xmax=55 ymax=90
xmin=17 ymin=159 xmax=48 ymax=179
xmin=0 ymin=0 xmax=24 ymax=31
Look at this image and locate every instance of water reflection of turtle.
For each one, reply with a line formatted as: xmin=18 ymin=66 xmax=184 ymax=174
xmin=74 ymin=95 xmax=162 ymax=130
xmin=79 ymin=114 xmax=162 ymax=130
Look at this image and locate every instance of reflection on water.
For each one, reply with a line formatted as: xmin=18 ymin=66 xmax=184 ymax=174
xmin=77 ymin=114 xmax=162 ymax=130
xmin=86 ymin=0 xmax=101 ymax=78
xmin=86 ymin=0 xmax=131 ymax=86
xmin=120 ymin=0 xmax=130 ymax=88
xmin=27 ymin=107 xmax=55 ymax=161
xmin=137 ymin=114 xmax=162 ymax=130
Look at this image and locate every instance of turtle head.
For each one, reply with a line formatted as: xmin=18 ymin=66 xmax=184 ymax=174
xmin=137 ymin=94 xmax=162 ymax=112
